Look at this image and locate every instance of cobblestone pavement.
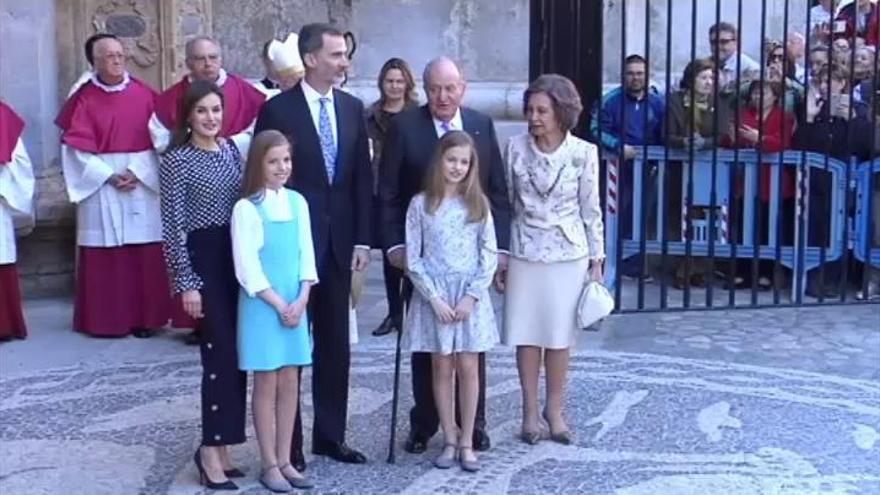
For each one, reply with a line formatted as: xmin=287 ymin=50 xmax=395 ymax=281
xmin=1 ymin=258 xmax=879 ymax=494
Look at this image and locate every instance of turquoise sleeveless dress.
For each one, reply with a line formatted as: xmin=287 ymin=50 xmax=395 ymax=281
xmin=237 ymin=191 xmax=313 ymax=371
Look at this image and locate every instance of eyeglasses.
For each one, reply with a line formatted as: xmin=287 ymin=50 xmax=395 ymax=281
xmin=769 ymin=54 xmax=784 ymax=61
xmin=710 ymin=38 xmax=736 ymax=45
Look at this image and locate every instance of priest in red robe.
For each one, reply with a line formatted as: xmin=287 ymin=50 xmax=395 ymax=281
xmin=0 ymin=101 xmax=34 ymax=340
xmin=149 ymin=35 xmax=266 ymax=156
xmin=56 ymin=34 xmax=172 ymax=338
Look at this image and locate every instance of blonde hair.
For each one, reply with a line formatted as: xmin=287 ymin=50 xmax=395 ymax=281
xmin=423 ymin=130 xmax=488 ymax=223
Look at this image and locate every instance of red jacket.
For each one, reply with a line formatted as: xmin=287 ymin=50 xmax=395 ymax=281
xmin=835 ymin=2 xmax=880 ymax=46
xmin=728 ymin=106 xmax=796 ymax=201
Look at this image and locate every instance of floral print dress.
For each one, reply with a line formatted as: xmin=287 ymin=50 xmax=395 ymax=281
xmin=403 ymin=193 xmax=499 ymax=354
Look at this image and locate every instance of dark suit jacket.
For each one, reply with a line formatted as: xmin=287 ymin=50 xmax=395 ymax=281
xmin=255 ymin=83 xmax=372 ymax=269
xmin=379 ymin=104 xmax=511 ymax=251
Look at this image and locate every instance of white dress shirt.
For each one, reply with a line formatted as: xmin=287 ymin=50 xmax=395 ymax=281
xmin=301 ymin=79 xmax=338 ymax=145
xmin=431 ymin=108 xmax=463 ymax=138
xmin=0 ymin=138 xmax=35 ymax=264
xmin=301 ymin=79 xmax=370 ymax=251
xmin=231 ymin=187 xmax=319 ymax=297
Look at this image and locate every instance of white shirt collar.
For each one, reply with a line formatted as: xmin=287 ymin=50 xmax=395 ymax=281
xmin=90 ymin=71 xmax=131 ymax=92
xmin=432 ymin=107 xmax=463 ymax=135
xmin=301 ymin=79 xmax=334 ymax=104
xmin=188 ymin=68 xmax=228 ymax=87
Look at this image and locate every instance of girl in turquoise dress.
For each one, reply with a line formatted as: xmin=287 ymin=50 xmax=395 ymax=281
xmin=231 ymin=130 xmax=316 ymax=491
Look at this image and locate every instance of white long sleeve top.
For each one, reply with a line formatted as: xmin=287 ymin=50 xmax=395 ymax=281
xmin=231 ymin=188 xmax=319 ymax=297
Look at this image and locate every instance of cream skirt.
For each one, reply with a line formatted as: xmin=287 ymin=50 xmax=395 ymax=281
xmin=502 ymin=256 xmax=589 ymax=349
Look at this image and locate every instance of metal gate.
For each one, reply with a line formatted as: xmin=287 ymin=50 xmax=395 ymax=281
xmin=529 ymin=0 xmax=880 ymax=312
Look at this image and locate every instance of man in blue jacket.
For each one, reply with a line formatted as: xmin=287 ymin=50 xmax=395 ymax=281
xmin=590 ymin=54 xmax=665 ymax=279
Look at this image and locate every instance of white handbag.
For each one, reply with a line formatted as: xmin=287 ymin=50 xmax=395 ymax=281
xmin=577 ymin=281 xmax=614 ymax=329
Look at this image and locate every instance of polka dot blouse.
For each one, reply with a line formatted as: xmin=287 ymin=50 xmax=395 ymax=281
xmin=159 ymin=139 xmax=243 ymax=293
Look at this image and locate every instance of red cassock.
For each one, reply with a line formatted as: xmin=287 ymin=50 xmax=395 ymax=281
xmin=153 ymin=73 xmax=265 ymax=138
xmin=153 ymin=73 xmax=264 ymax=330
xmin=0 ymin=101 xmax=27 ymax=340
xmin=56 ymin=78 xmax=173 ymax=337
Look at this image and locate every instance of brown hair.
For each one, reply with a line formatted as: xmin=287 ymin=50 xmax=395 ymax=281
xmin=747 ymin=79 xmax=782 ymax=106
xmin=166 ymin=80 xmax=225 ymax=152
xmin=298 ymin=23 xmax=344 ymax=58
xmin=240 ymin=130 xmax=293 ymax=199
xmin=377 ymin=57 xmax=419 ymax=107
xmin=522 ymin=74 xmax=584 ymax=131
xmin=423 ymin=130 xmax=488 ymax=223
xmin=680 ymin=58 xmax=716 ymax=91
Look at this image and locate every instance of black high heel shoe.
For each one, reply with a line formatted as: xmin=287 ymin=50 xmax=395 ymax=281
xmin=223 ymin=467 xmax=245 ymax=478
xmin=193 ymin=448 xmax=238 ymax=491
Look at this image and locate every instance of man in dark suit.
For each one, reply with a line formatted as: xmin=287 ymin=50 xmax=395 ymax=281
xmin=380 ymin=56 xmax=511 ymax=454
xmin=255 ymin=23 xmax=372 ymax=467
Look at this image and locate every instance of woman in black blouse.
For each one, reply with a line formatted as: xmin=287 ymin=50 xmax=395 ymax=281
xmin=160 ymin=80 xmax=246 ymax=490
xmin=365 ymin=57 xmax=418 ymax=336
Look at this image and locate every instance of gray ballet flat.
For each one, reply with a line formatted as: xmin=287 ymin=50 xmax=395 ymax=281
xmin=458 ymin=447 xmax=481 ymax=472
xmin=260 ymin=466 xmax=294 ymax=493
xmin=433 ymin=443 xmax=457 ymax=469
xmin=280 ymin=464 xmax=315 ymax=490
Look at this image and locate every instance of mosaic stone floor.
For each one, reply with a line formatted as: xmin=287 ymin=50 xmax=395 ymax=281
xmin=1 ymin=261 xmax=878 ymax=494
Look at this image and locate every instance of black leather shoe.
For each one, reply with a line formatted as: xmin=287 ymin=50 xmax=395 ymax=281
xmin=473 ymin=429 xmax=491 ymax=452
xmin=132 ymin=327 xmax=155 ymax=338
xmin=371 ymin=315 xmax=395 ymax=336
xmin=404 ymin=431 xmax=428 ymax=454
xmin=313 ymin=442 xmax=367 ymax=464
xmin=291 ymin=450 xmax=307 ymax=472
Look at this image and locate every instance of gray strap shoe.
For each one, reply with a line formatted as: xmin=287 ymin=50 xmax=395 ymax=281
xmin=433 ymin=443 xmax=457 ymax=469
xmin=260 ymin=466 xmax=294 ymax=493
xmin=280 ymin=463 xmax=315 ymax=490
xmin=459 ymin=446 xmax=481 ymax=472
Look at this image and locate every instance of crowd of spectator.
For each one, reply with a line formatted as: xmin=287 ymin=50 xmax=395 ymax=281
xmin=591 ymin=0 xmax=880 ymax=298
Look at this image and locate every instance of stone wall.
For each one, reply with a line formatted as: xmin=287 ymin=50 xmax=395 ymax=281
xmin=213 ymin=0 xmax=530 ymax=119
xmin=1 ymin=0 xmax=75 ymax=296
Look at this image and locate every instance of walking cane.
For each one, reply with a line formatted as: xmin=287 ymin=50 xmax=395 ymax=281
xmin=387 ymin=277 xmax=411 ymax=463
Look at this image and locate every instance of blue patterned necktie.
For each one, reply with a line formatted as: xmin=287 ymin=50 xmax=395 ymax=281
xmin=318 ymin=96 xmax=337 ymax=182
xmin=440 ymin=120 xmax=452 ymax=135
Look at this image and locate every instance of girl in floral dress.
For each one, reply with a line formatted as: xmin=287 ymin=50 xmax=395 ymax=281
xmin=404 ymin=130 xmax=498 ymax=472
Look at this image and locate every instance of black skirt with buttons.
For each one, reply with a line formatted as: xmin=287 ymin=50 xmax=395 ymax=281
xmin=188 ymin=225 xmax=247 ymax=446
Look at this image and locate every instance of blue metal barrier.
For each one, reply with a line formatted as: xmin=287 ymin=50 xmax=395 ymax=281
xmin=854 ymin=158 xmax=880 ymax=269
xmin=604 ymin=146 xmax=850 ymax=301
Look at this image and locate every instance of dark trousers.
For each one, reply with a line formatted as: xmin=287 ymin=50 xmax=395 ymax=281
xmin=292 ymin=253 xmax=352 ymax=456
xmin=373 ymin=195 xmax=404 ymax=321
xmin=409 ymin=352 xmax=488 ymax=441
xmin=382 ymin=256 xmax=404 ymax=321
xmin=189 ymin=227 xmax=247 ymax=446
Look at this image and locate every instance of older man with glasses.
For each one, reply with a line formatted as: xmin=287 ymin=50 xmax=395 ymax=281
xmin=709 ymin=22 xmax=761 ymax=94
xmin=150 ymin=36 xmax=265 ymax=157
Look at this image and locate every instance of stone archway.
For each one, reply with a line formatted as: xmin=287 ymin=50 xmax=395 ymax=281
xmin=55 ymin=0 xmax=213 ymax=96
